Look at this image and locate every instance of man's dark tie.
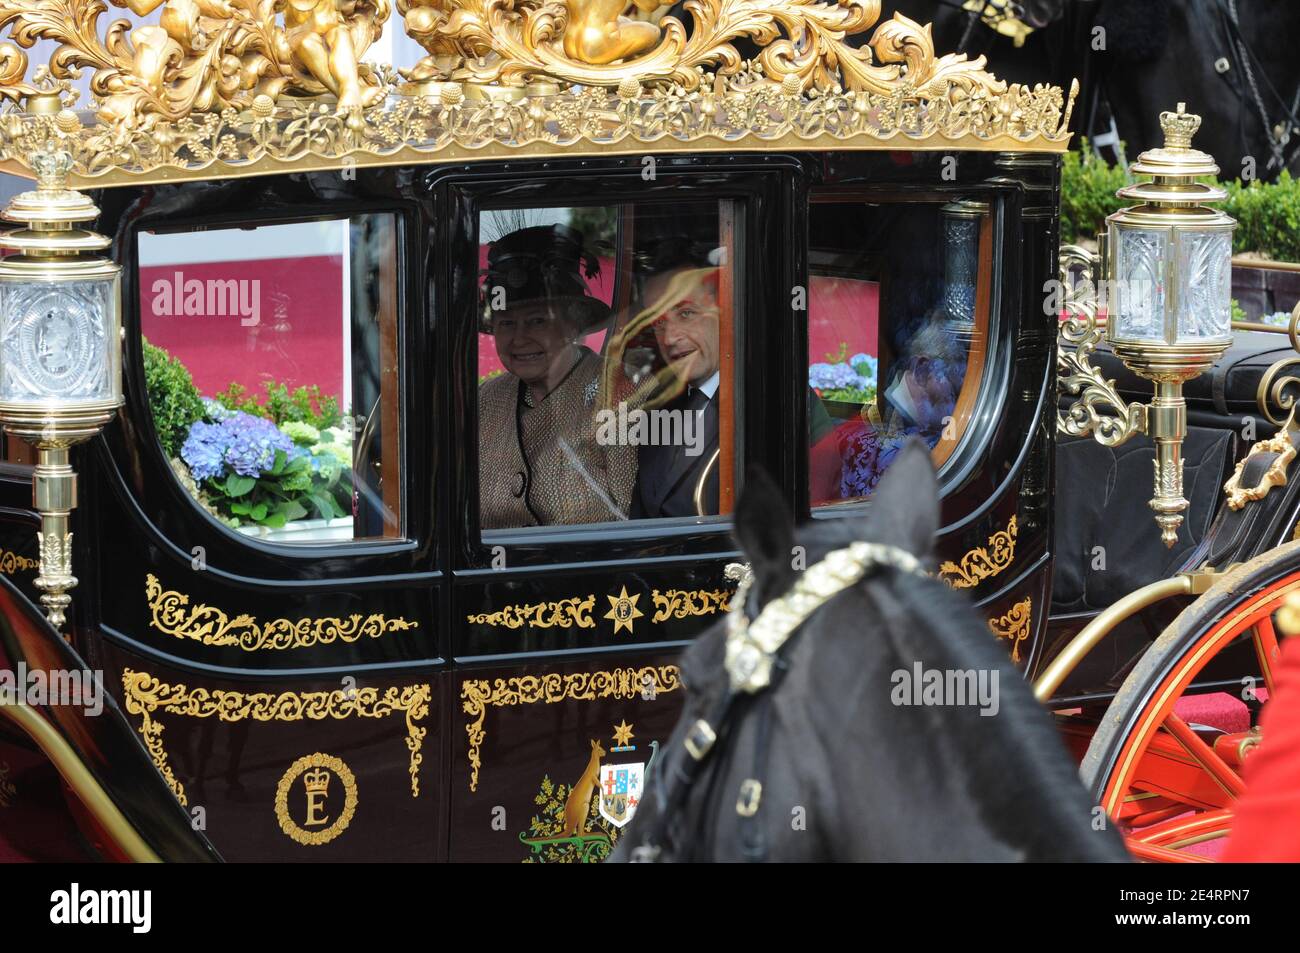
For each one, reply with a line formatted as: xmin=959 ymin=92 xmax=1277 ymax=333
xmin=685 ymin=386 xmax=711 ymax=412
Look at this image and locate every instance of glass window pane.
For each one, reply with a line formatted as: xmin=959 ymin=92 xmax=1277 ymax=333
xmin=477 ymin=201 xmax=738 ymax=531
xmin=138 ymin=214 xmax=402 ymax=543
xmin=807 ymin=199 xmax=989 ymax=507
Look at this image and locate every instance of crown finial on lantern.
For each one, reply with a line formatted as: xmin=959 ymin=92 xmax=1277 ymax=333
xmin=1160 ymin=102 xmax=1201 ymax=151
xmin=30 ymin=142 xmax=73 ymax=192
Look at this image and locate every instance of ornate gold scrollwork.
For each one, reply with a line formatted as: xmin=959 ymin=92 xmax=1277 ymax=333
xmin=1254 ymin=303 xmax=1300 ymax=428
xmin=937 ymin=515 xmax=1016 ymax=590
xmin=145 ymin=573 xmax=419 ymax=650
xmin=465 ymin=595 xmax=596 ymax=629
xmin=403 ymin=0 xmax=1019 ymax=94
xmin=988 ymin=596 xmax=1031 ymax=663
xmin=0 ymin=759 xmax=14 ymax=807
xmin=1056 ymin=244 xmax=1147 ymax=446
xmin=460 ymin=665 xmax=680 ymax=791
xmin=650 ymin=588 xmax=732 ymax=622
xmin=1224 ymin=431 xmax=1297 ymax=511
xmin=1237 ymin=302 xmax=1300 ymax=513
xmin=467 ymin=587 xmax=734 ymax=630
xmin=0 ymin=2 xmax=1076 ymax=187
xmin=0 ymin=548 xmax=37 ymax=574
xmin=0 ymin=0 xmax=390 ymax=124
xmin=121 ymin=669 xmax=431 ymax=804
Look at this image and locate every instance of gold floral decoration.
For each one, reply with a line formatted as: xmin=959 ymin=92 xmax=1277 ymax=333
xmin=465 ymin=595 xmax=596 ymax=629
xmin=650 ymin=587 xmax=732 ymax=622
xmin=0 ymin=2 xmax=1074 ymax=187
xmin=0 ymin=548 xmax=37 ymax=574
xmin=938 ymin=515 xmax=1017 ymax=590
xmin=460 ymin=665 xmax=679 ymax=791
xmin=121 ymin=668 xmax=431 ymax=805
xmin=145 ymin=573 xmax=419 ymax=651
xmin=987 ymin=596 xmax=1031 ymax=662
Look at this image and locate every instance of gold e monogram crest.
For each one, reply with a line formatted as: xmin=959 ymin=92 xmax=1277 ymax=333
xmin=275 ymin=753 xmax=358 ymax=846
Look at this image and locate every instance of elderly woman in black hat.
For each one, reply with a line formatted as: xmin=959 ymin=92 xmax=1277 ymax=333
xmin=478 ymin=224 xmax=637 ymax=528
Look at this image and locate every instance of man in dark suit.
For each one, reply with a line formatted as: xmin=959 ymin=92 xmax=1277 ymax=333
xmin=629 ymin=258 xmax=722 ymax=518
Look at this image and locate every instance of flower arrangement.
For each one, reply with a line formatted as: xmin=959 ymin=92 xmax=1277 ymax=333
xmin=143 ymin=342 xmax=354 ymax=532
xmin=809 ymin=344 xmax=878 ymax=404
xmin=179 ymin=406 xmax=353 ymax=530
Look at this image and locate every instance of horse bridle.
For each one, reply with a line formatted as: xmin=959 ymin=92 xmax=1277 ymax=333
xmin=628 ymin=541 xmax=926 ymax=862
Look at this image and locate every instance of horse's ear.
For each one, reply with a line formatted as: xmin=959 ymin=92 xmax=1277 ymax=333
xmin=733 ymin=467 xmax=796 ymax=600
xmin=861 ymin=439 xmax=940 ymax=560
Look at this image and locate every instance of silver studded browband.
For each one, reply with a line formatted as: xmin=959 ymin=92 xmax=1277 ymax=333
xmin=724 ymin=542 xmax=926 ymax=694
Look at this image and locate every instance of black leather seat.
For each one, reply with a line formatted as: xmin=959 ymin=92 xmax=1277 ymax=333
xmin=1052 ymin=427 xmax=1236 ymax=616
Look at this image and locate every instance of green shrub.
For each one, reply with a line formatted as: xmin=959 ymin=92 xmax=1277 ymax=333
xmin=213 ymin=380 xmax=343 ymax=430
xmin=141 ymin=338 xmax=204 ymax=459
xmin=1062 ymin=145 xmax=1300 ymax=262
xmin=1059 ymin=139 xmax=1129 ymax=244
xmin=1223 ymin=171 xmax=1300 ymax=263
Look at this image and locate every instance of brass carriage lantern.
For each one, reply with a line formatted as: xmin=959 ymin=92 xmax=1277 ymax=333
xmin=1058 ymin=103 xmax=1235 ymax=546
xmin=0 ymin=144 xmax=123 ymax=629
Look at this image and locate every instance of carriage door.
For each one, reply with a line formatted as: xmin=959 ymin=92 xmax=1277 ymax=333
xmin=440 ymin=163 xmax=791 ymax=861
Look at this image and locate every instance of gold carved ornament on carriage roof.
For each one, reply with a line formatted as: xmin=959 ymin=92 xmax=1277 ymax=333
xmin=145 ymin=573 xmax=419 ymax=650
xmin=0 ymin=0 xmax=1076 ymax=187
xmin=121 ymin=669 xmax=431 ymax=804
xmin=461 ymin=665 xmax=679 ymax=791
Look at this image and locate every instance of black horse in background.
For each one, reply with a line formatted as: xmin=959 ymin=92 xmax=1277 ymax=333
xmin=612 ymin=442 xmax=1128 ymax=862
xmin=897 ymin=0 xmax=1300 ymax=181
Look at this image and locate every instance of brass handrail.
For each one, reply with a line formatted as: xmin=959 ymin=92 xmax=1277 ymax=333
xmin=1232 ymin=255 xmax=1300 ymax=274
xmin=0 ymin=701 xmax=161 ymax=862
xmin=1033 ymin=575 xmax=1195 ymax=702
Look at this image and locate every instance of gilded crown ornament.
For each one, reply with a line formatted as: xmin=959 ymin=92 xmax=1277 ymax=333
xmin=1160 ymin=102 xmax=1200 ymax=151
xmin=0 ymin=0 xmax=1076 ymax=186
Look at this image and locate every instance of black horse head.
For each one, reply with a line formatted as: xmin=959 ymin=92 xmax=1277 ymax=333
xmin=613 ymin=440 xmax=1128 ymax=862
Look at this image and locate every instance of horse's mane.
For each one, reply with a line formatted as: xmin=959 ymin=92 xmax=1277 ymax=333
xmin=661 ymin=441 xmax=1125 ymax=861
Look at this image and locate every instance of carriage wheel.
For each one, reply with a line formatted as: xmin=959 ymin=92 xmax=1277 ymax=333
xmin=1079 ymin=540 xmax=1300 ymax=862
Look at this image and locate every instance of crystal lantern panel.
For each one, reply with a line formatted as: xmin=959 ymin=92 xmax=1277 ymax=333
xmin=1174 ymin=229 xmax=1232 ymax=342
xmin=1112 ymin=225 xmax=1169 ymax=342
xmin=0 ymin=278 xmax=117 ymax=402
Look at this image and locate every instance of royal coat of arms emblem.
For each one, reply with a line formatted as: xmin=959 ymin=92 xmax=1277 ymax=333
xmin=598 ymin=761 xmax=644 ymax=828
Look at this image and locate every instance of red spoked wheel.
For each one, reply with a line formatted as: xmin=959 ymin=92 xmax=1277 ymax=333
xmin=1079 ymin=541 xmax=1300 ymax=861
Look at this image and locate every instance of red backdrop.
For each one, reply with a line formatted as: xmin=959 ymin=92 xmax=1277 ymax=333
xmin=140 ymin=255 xmax=345 ymax=402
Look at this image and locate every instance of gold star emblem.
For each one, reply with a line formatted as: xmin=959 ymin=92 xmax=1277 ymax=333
xmin=604 ymin=586 xmax=643 ymax=635
xmin=612 ymin=720 xmax=635 ymax=747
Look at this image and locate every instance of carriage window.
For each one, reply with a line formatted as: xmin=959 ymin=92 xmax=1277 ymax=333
xmin=138 ymin=214 xmax=402 ymax=543
xmin=807 ymin=198 xmax=990 ymax=508
xmin=476 ymin=201 xmax=739 ymax=531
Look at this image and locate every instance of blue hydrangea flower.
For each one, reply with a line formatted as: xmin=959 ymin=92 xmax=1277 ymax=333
xmin=219 ymin=412 xmax=296 ymax=477
xmin=809 ymin=362 xmax=864 ymax=389
xmin=180 ymin=420 xmax=228 ymax=481
xmin=850 ymin=353 xmax=878 ymax=379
